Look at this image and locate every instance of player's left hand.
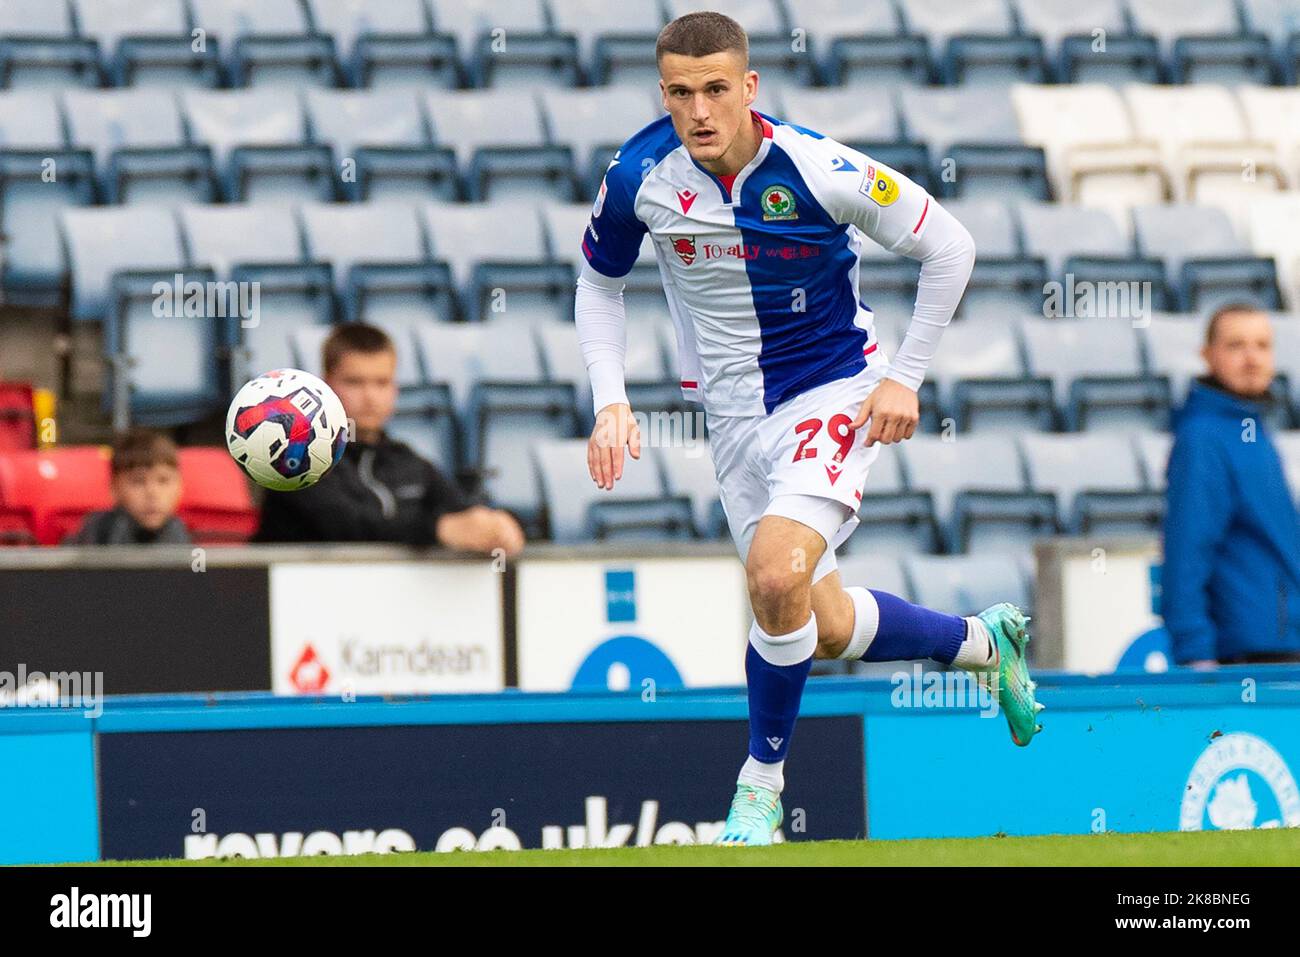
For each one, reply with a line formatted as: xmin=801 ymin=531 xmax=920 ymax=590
xmin=851 ymin=378 xmax=919 ymax=447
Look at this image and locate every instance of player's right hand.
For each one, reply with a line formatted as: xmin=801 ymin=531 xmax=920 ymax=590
xmin=588 ymin=403 xmax=641 ymax=490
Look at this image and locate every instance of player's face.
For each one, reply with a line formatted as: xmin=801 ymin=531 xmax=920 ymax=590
xmin=1203 ymin=310 xmax=1275 ymax=397
xmin=112 ymin=464 xmax=182 ymax=531
xmin=327 ymin=349 xmax=399 ymax=441
xmin=659 ymin=51 xmax=758 ymax=168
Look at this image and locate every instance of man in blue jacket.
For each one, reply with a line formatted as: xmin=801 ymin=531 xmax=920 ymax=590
xmin=1161 ymin=305 xmax=1300 ymax=666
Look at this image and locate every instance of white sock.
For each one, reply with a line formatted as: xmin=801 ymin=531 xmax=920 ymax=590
xmin=737 ymin=754 xmax=785 ymax=793
xmin=953 ymin=615 xmax=999 ymax=670
xmin=836 ymin=586 xmax=880 ymax=660
xmin=748 ymin=613 xmax=818 ymax=666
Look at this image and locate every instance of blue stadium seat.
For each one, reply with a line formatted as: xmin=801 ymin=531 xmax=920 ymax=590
xmin=1019 ymin=432 xmax=1163 ymax=535
xmin=416 ymin=323 xmax=581 ymax=525
xmin=74 ymin=0 xmax=220 ymax=88
xmin=190 ymin=0 xmax=337 ymax=87
xmin=897 ymin=434 xmax=1056 ymax=554
xmin=1241 ymin=0 xmax=1300 ymax=82
xmin=179 ymin=203 xmax=302 ymax=279
xmin=548 ymin=0 xmax=664 ymax=85
xmin=900 ymin=0 xmax=1046 ymax=85
xmin=305 ymin=88 xmax=456 ymax=202
xmin=1128 ymin=0 xmax=1275 ymax=84
xmin=0 ymin=90 xmax=95 ymax=301
xmin=63 ymin=89 xmax=217 ymax=204
xmin=924 ymin=317 xmax=1054 ymax=433
xmin=1132 ymin=204 xmax=1281 ymax=312
xmin=424 ymin=89 xmax=576 ymax=202
xmin=666 ymin=0 xmax=815 ymax=88
xmin=902 ymin=553 xmax=1033 ymax=617
xmin=60 ymin=205 xmax=184 ymax=321
xmin=658 ymin=443 xmax=726 ymax=539
xmin=786 ymin=0 xmax=930 ymax=86
xmin=938 ymin=199 xmax=1044 ymax=316
xmin=1016 ymin=201 xmax=1132 ymax=281
xmin=1018 ymin=317 xmax=1171 ymax=431
xmin=898 ymin=87 xmax=1048 ymax=201
xmin=182 ymin=88 xmax=334 ymax=204
xmin=432 ymin=0 xmax=578 ymax=88
xmin=1015 ymin=0 xmax=1160 ymax=83
xmin=1138 ymin=314 xmax=1209 ymax=405
xmin=838 ymin=442 xmax=941 ymax=556
xmin=535 ymin=439 xmax=689 ymax=543
xmin=421 ymin=201 xmax=569 ymax=323
xmin=834 ymin=553 xmax=913 ymax=601
xmin=307 ymin=0 xmax=456 ymax=89
xmin=539 ymin=87 xmax=659 ymax=199
xmin=0 ymin=0 xmax=100 ymax=89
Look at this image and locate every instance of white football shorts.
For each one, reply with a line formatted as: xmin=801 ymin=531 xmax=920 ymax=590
xmin=706 ymin=343 xmax=891 ymax=584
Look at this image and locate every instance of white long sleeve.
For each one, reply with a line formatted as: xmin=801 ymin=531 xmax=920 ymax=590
xmin=574 ymin=262 xmax=629 ymax=413
xmin=886 ymin=200 xmax=977 ymax=391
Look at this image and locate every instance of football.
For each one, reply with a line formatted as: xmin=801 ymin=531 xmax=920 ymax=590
xmin=225 ymin=369 xmax=348 ymax=491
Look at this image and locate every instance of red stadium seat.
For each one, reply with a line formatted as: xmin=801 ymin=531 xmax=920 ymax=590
xmin=0 ymin=382 xmax=37 ymax=452
xmin=0 ymin=446 xmax=113 ymax=544
xmin=177 ymin=447 xmax=258 ymax=544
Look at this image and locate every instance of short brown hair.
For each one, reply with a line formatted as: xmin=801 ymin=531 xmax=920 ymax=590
xmin=322 ymin=323 xmax=396 ymax=376
xmin=656 ymin=11 xmax=748 ymax=65
xmin=110 ymin=429 xmax=178 ymax=476
xmin=1204 ymin=303 xmax=1269 ymax=346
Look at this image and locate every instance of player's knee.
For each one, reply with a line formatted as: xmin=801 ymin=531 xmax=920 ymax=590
xmin=745 ymin=552 xmax=810 ymax=622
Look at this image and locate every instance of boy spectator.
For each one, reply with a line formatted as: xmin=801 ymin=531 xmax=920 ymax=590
xmin=70 ymin=430 xmax=191 ymax=544
xmin=254 ymin=324 xmax=525 ymax=556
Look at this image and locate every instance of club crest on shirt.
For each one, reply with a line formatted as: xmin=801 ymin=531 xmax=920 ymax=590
xmin=760 ymin=184 xmax=798 ymax=221
xmin=860 ymin=165 xmax=900 ymax=206
xmin=670 ymin=235 xmax=697 ymax=265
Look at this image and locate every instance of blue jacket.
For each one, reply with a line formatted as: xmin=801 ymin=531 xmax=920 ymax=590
xmin=1160 ymin=378 xmax=1300 ymax=663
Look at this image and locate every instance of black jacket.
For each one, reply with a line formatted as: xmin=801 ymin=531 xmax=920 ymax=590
xmin=253 ymin=432 xmax=472 ymax=545
xmin=69 ymin=508 xmax=192 ymax=545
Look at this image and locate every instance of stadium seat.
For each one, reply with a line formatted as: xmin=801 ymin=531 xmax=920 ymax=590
xmin=897 ymin=433 xmax=1055 ymax=554
xmin=431 ymin=0 xmax=578 ymax=88
xmin=306 ymin=0 xmax=456 ymax=89
xmin=1240 ymin=0 xmax=1300 ymax=82
xmin=900 ymin=0 xmax=1047 ymax=86
xmin=1020 ymin=432 xmax=1163 ymax=534
xmin=0 ymin=446 xmax=113 ymax=545
xmin=175 ymin=446 xmax=258 ymax=543
xmin=658 ymin=443 xmax=725 ymax=539
xmin=415 ymin=323 xmax=580 ymax=525
xmin=833 ymin=553 xmax=913 ymax=602
xmin=1274 ymin=430 xmax=1300 ymax=508
xmin=775 ymin=88 xmax=930 ymax=188
xmin=1016 ymin=201 xmax=1132 ymax=281
xmin=938 ymin=199 xmax=1044 ymax=316
xmin=1272 ymin=319 xmax=1300 ymax=423
xmin=63 ymin=89 xmax=217 ymax=205
xmin=0 ymin=0 xmax=100 ymax=89
xmin=304 ymin=88 xmax=457 ymax=202
xmin=539 ymin=87 xmax=660 ymax=199
xmin=837 ymin=442 xmax=941 ymax=556
xmin=74 ymin=0 xmax=220 ymax=88
xmin=1245 ymin=195 xmax=1300 ymax=311
xmin=0 ymin=90 xmax=95 ymax=301
xmin=1014 ymin=0 xmax=1159 ymax=84
xmin=924 ymin=317 xmax=1053 ymax=433
xmin=548 ymin=0 xmax=664 ymax=85
xmin=1237 ymin=87 xmax=1300 ymax=189
xmin=898 ymin=87 xmax=1048 ymax=201
xmin=666 ymin=0 xmax=814 ymax=90
xmin=1139 ymin=314 xmax=1210 ymax=404
xmin=421 ymin=201 xmax=570 ymax=323
xmin=1018 ymin=316 xmax=1171 ymax=431
xmin=788 ymin=0 xmax=931 ymax=87
xmin=0 ymin=383 xmax=36 ymax=452
xmin=1132 ymin=204 xmax=1280 ymax=312
xmin=423 ymin=89 xmax=576 ymax=202
xmin=181 ymin=88 xmax=333 ymax=205
xmin=1011 ymin=84 xmax=1167 ymax=218
xmin=1128 ymin=0 xmax=1275 ymax=84
xmin=902 ymin=553 xmax=1033 ymax=618
xmin=534 ymin=439 xmax=690 ymax=543
xmin=190 ymin=0 xmax=337 ymax=87
xmin=179 ymin=203 xmax=303 ymax=280
xmin=1134 ymin=429 xmax=1174 ymax=492
xmin=1123 ymin=84 xmax=1284 ymax=232
xmin=60 ymin=205 xmax=184 ymax=322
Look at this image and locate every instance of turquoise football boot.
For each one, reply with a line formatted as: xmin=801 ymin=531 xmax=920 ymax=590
xmin=714 ymin=782 xmax=783 ymax=846
xmin=976 ymin=602 xmax=1044 ymax=747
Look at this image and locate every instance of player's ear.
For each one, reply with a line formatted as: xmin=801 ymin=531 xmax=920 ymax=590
xmin=744 ymin=70 xmax=758 ymax=108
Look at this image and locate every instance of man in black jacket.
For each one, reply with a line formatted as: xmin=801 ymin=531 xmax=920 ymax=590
xmin=253 ymin=324 xmax=525 ymax=555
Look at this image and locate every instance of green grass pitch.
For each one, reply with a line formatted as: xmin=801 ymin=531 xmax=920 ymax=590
xmin=99 ymin=827 xmax=1300 ymax=867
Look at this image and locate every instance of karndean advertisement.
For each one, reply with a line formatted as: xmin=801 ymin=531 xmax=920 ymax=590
xmin=269 ymin=562 xmax=504 ymax=695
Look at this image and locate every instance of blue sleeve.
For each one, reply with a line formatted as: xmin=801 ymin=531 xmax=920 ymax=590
xmin=1160 ymin=427 xmax=1234 ymax=664
xmin=582 ymin=156 xmax=647 ymax=279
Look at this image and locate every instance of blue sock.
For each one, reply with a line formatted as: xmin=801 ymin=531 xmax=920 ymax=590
xmin=745 ymin=615 xmax=817 ymax=764
xmin=859 ymin=589 xmax=966 ymax=665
